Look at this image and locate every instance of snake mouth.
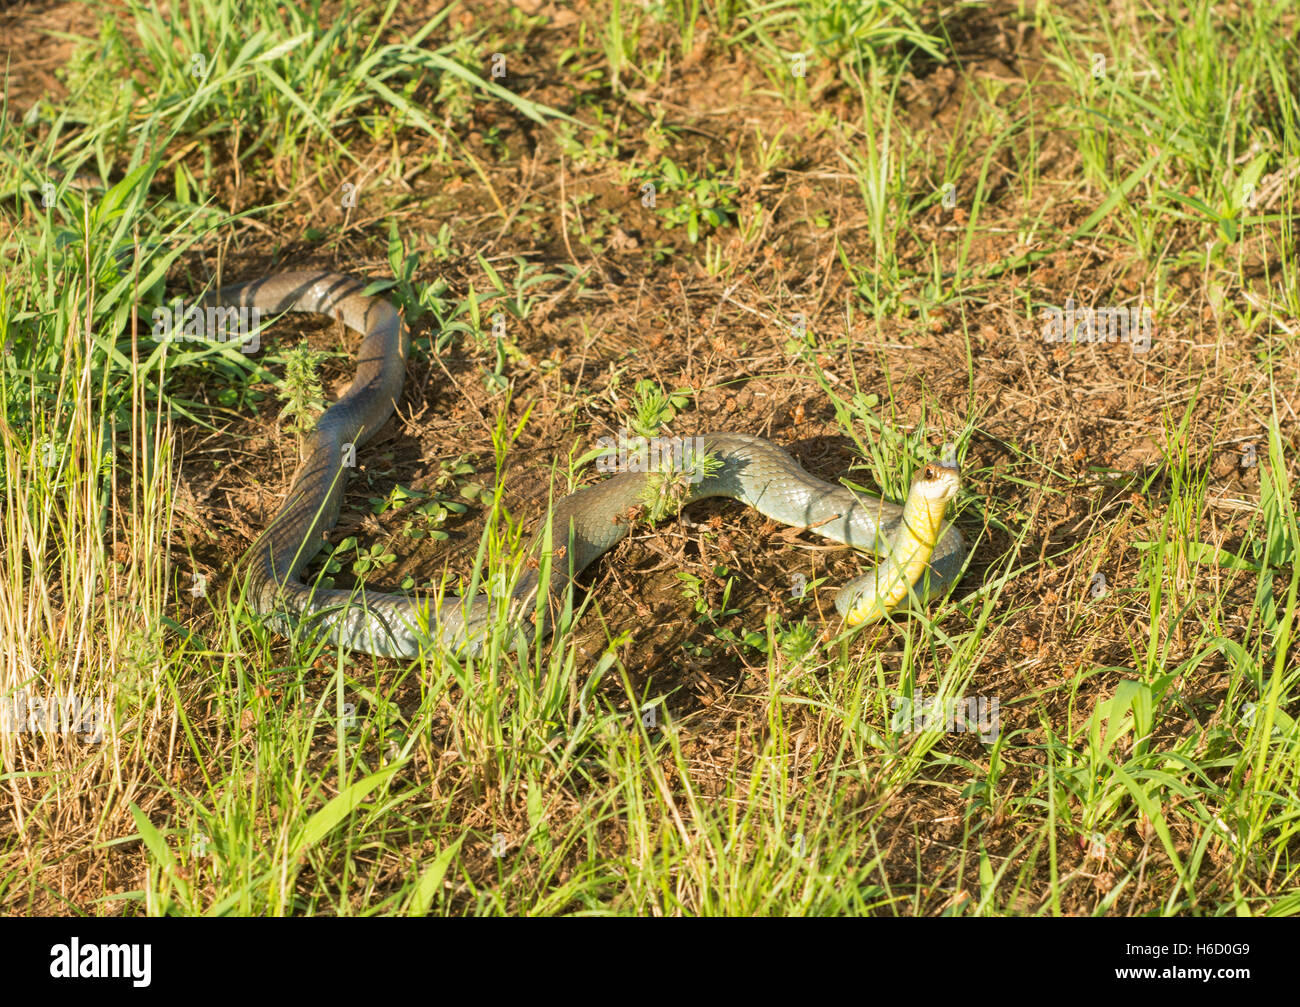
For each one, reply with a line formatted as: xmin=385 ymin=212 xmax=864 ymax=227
xmin=915 ymin=461 xmax=961 ymax=504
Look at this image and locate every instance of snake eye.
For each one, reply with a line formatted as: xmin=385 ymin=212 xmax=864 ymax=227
xmin=923 ymin=465 xmax=936 ymax=481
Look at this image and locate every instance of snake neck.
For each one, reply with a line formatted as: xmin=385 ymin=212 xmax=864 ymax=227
xmin=843 ymin=487 xmax=951 ymax=626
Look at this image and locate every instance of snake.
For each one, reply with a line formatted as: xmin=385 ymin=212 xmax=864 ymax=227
xmin=200 ymin=270 xmax=965 ymax=658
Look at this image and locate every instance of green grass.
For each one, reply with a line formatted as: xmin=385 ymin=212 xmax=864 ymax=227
xmin=1 ymin=0 xmax=1298 ymax=916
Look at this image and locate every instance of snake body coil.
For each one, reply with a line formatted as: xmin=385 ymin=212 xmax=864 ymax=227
xmin=207 ymin=271 xmax=964 ymax=658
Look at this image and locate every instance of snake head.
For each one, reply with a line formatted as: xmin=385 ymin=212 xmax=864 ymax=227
xmin=914 ymin=461 xmax=961 ymax=506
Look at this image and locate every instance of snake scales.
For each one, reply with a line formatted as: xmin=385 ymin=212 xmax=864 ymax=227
xmin=204 ymin=270 xmax=965 ymax=658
